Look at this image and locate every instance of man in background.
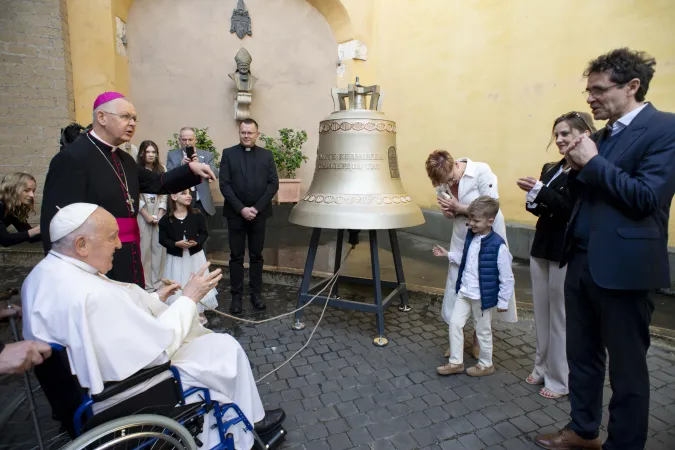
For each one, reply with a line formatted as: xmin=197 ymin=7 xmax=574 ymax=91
xmin=167 ymin=127 xmax=217 ymax=217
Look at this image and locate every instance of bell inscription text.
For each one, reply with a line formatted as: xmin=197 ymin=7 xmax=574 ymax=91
xmin=316 ymin=152 xmax=383 ymax=170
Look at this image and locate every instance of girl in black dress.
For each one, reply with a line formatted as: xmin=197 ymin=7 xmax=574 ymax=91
xmin=0 ymin=172 xmax=41 ymax=247
xmin=159 ymin=189 xmax=218 ymax=325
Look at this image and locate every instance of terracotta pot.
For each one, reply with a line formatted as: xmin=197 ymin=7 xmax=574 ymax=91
xmin=276 ymin=178 xmax=302 ymax=203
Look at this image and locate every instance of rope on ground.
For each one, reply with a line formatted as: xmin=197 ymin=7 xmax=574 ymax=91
xmin=198 ymin=247 xmax=353 ymax=325
xmin=254 ymin=274 xmax=338 ymax=384
xmin=196 ymin=247 xmax=353 ymax=384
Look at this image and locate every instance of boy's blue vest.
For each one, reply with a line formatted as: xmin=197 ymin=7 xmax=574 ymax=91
xmin=455 ymin=229 xmax=506 ymax=310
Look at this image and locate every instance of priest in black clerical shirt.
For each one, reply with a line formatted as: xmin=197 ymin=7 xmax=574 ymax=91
xmin=219 ymin=118 xmax=279 ymax=314
xmin=41 ymin=91 xmax=216 ymax=287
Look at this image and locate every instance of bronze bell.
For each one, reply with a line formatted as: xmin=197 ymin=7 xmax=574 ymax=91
xmin=289 ymin=79 xmax=425 ymax=229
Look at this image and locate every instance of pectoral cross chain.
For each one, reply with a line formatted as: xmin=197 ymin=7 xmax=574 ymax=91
xmin=87 ymin=135 xmax=136 ymax=215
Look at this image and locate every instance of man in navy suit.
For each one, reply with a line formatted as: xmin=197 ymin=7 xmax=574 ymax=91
xmin=535 ymin=49 xmax=675 ymax=449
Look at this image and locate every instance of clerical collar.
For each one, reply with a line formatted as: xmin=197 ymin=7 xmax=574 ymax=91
xmin=241 ymin=144 xmax=255 ymax=152
xmin=49 ymin=250 xmax=98 ymax=274
xmin=89 ymin=130 xmax=118 ymax=152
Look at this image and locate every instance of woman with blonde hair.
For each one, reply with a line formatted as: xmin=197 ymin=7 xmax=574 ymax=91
xmin=0 ymin=172 xmax=41 ymax=246
xmin=136 ymin=140 xmax=167 ymax=291
xmin=425 ymin=152 xmax=518 ymax=362
xmin=516 ymin=111 xmax=596 ymax=399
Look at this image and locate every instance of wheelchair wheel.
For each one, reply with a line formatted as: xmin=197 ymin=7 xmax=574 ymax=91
xmin=61 ymin=414 xmax=197 ymax=450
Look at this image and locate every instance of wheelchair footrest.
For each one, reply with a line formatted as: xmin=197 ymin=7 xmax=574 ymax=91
xmin=254 ymin=425 xmax=286 ymax=450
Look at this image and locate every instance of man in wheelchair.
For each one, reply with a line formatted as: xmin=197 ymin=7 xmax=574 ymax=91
xmin=21 ymin=203 xmax=285 ymax=449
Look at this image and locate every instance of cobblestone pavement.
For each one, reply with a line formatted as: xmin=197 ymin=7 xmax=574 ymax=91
xmin=1 ymin=264 xmax=675 ymax=450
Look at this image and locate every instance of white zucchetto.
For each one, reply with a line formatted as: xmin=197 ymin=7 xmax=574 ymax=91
xmin=49 ymin=203 xmax=99 ymax=242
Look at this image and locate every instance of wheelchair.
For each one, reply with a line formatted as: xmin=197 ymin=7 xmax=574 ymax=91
xmin=35 ymin=344 xmax=286 ymax=450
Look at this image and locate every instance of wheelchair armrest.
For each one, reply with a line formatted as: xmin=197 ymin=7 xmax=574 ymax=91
xmin=91 ymin=361 xmax=172 ymax=402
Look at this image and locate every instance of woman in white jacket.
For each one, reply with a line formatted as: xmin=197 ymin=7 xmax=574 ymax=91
xmin=426 ymin=150 xmax=518 ymax=358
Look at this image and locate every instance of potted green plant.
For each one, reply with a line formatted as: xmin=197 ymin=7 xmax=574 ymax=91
xmin=260 ymin=128 xmax=309 ymax=203
xmin=167 ymin=127 xmax=220 ymax=168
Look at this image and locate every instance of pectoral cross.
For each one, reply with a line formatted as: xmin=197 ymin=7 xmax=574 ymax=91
xmin=127 ymin=194 xmax=135 ymax=214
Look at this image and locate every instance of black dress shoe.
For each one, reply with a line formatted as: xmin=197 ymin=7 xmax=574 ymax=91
xmin=229 ymin=296 xmax=242 ymax=314
xmin=254 ymin=408 xmax=285 ymax=435
xmin=251 ymin=294 xmax=266 ymax=310
xmin=534 ymin=428 xmax=601 ymax=449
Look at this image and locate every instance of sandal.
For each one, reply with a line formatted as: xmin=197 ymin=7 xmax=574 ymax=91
xmin=539 ymin=387 xmax=566 ymax=399
xmin=526 ymin=374 xmax=544 ymax=385
xmin=444 ymin=348 xmax=451 ymax=358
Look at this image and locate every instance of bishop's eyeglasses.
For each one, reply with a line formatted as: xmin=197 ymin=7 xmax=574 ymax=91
xmin=101 ymin=111 xmax=139 ymax=123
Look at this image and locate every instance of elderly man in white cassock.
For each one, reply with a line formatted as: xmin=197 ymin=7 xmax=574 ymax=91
xmin=21 ymin=203 xmax=285 ymax=449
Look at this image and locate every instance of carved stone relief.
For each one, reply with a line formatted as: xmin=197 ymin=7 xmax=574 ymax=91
xmin=230 ymin=0 xmax=252 ymax=39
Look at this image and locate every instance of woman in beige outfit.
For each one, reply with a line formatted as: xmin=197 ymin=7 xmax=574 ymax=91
xmin=516 ymin=111 xmax=596 ymax=399
xmin=136 ymin=140 xmax=167 ymax=291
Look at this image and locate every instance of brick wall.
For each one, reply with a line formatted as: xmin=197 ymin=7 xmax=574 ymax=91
xmin=0 ymin=0 xmax=75 ymax=219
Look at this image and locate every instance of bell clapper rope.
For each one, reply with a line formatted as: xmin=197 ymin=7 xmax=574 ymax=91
xmin=196 ymin=247 xmax=353 ymax=384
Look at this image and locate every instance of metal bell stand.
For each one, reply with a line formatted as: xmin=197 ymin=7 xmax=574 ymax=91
xmin=292 ymin=228 xmax=412 ymax=346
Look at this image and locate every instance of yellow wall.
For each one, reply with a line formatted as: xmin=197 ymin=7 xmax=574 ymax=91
xmin=336 ymin=0 xmax=376 ymax=88
xmin=68 ymin=0 xmax=116 ymax=124
xmin=66 ymin=0 xmax=675 ymax=243
xmin=361 ymin=0 xmax=675 ymax=243
xmin=67 ymin=0 xmax=132 ymax=124
xmin=111 ymin=0 xmax=133 ymax=98
xmin=306 ymin=0 xmax=354 ymax=43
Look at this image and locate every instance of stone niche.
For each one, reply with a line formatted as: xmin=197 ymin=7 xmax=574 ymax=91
xmin=127 ymin=0 xmax=339 ymax=203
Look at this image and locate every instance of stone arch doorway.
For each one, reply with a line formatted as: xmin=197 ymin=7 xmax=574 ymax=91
xmin=125 ymin=0 xmax=353 ymax=201
xmin=304 ymin=0 xmax=354 ymax=43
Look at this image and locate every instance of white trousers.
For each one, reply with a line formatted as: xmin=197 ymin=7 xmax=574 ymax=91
xmin=530 ymin=256 xmax=569 ymax=394
xmin=172 ymin=333 xmax=265 ymax=450
xmin=449 ymin=294 xmax=494 ymax=367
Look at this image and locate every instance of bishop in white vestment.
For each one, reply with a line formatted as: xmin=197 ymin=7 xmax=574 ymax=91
xmin=21 ymin=203 xmax=282 ymax=449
